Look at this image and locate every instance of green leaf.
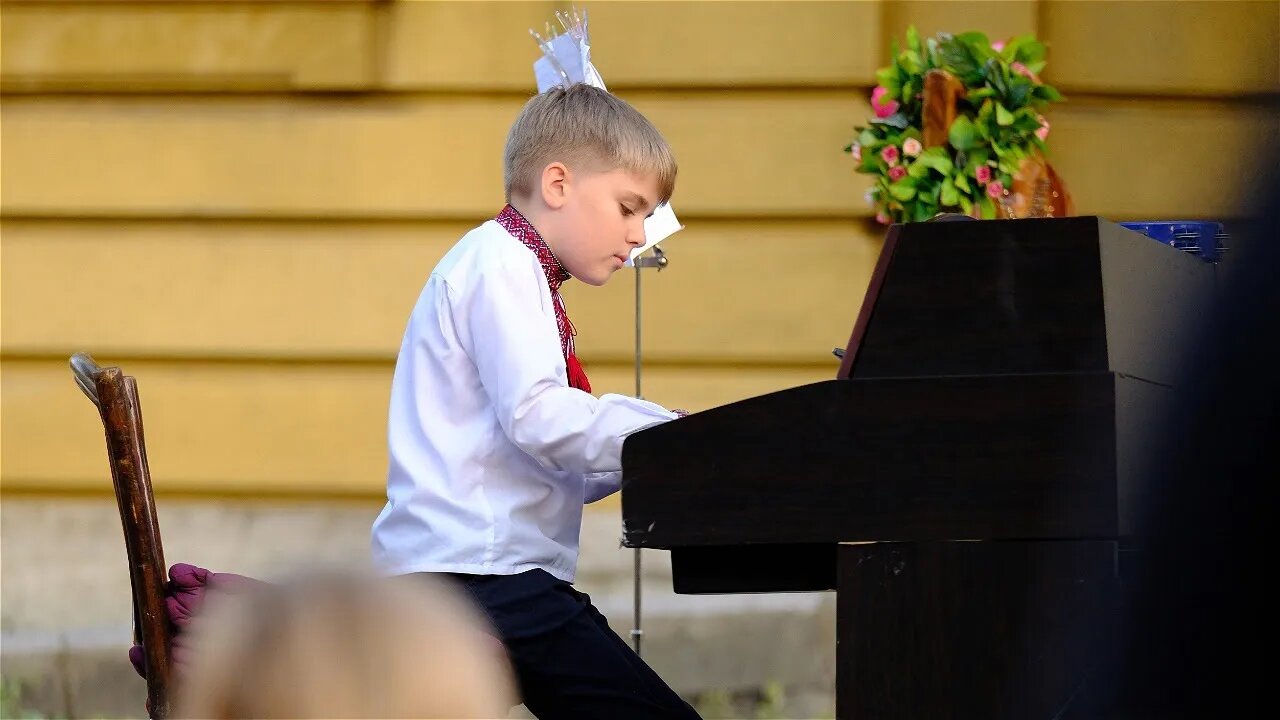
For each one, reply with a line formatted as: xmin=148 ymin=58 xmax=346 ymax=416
xmin=983 ymin=58 xmax=1007 ymax=95
xmin=959 ymin=196 xmax=974 ymax=215
xmin=1006 ymin=78 xmax=1032 ymax=109
xmin=936 ymin=33 xmax=984 ymax=84
xmin=965 ymin=147 xmax=992 ymax=170
xmin=1025 ymin=60 xmax=1047 ymax=75
xmin=858 ymin=128 xmax=879 ymax=146
xmin=1033 ymin=84 xmax=1065 ymax=102
xmin=901 ymin=79 xmax=917 ymax=103
xmin=977 ymin=99 xmax=995 ymax=133
xmin=914 ymin=147 xmax=954 ymax=175
xmin=926 ymin=37 xmax=940 ymax=67
xmin=948 ymin=116 xmax=980 ymax=150
xmin=875 ymin=68 xmax=901 ymax=96
xmin=921 ymin=183 xmax=941 ymax=205
xmin=967 ymin=87 xmax=997 ymax=101
xmin=1013 ymin=111 xmax=1043 ymax=133
xmin=941 ymin=179 xmax=959 ymax=206
xmin=953 ymin=171 xmax=972 ymax=193
xmin=978 ymin=195 xmax=997 ymax=219
xmin=888 ymin=183 xmax=917 ymax=201
xmin=995 ymin=102 xmax=1014 ymax=126
xmin=899 ymin=49 xmax=923 ymax=74
xmin=913 ymin=201 xmax=934 ymax=222
xmin=1000 ymin=36 xmax=1027 ymax=63
xmin=956 ymin=31 xmax=992 ymax=50
xmin=906 ymin=25 xmax=922 ymax=54
xmin=1004 ymin=34 xmax=1036 ymax=60
xmin=1017 ymin=39 xmax=1047 ymax=65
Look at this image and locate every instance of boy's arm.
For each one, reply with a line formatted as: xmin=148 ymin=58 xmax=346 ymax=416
xmin=584 ymin=472 xmax=622 ymax=504
xmin=455 ymin=252 xmax=676 ymax=477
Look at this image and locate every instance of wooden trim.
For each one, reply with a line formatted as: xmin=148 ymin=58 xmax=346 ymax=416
xmin=837 ymin=225 xmax=900 ymax=380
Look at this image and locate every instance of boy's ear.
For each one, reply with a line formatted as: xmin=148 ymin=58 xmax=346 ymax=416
xmin=540 ymin=162 xmax=570 ymax=210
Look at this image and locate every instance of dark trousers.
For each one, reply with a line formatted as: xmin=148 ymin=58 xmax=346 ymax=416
xmin=429 ymin=569 xmax=702 ymax=720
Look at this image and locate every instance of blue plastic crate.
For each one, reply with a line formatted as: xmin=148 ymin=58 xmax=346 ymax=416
xmin=1119 ymin=221 xmax=1229 ymax=262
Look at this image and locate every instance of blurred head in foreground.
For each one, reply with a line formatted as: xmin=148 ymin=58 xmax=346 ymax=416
xmin=173 ymin=569 xmax=515 ymax=719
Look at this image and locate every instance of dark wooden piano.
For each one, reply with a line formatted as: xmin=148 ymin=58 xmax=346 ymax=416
xmin=621 ymin=216 xmax=1219 ymax=719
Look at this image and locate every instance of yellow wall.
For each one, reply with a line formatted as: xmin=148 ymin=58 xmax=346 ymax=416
xmin=3 ymin=1 xmax=1278 ymax=501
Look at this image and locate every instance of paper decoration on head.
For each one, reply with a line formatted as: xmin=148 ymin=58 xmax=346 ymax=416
xmin=530 ymin=7 xmax=683 ymax=266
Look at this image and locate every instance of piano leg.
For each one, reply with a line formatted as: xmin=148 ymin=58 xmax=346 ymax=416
xmin=836 ymin=541 xmax=1120 ymax=720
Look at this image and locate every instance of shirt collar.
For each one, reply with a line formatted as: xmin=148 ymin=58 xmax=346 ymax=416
xmin=495 ymin=204 xmax=571 ymax=290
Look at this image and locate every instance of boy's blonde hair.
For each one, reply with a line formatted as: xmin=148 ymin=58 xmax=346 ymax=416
xmin=173 ymin=570 xmax=516 ymax=719
xmin=504 ymin=84 xmax=677 ymax=204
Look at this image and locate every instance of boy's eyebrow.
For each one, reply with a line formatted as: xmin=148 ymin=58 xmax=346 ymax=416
xmin=621 ymin=191 xmax=654 ymax=212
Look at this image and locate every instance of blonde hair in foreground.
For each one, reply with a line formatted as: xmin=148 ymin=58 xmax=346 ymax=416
xmin=504 ymin=83 xmax=677 ymax=204
xmin=173 ymin=570 xmax=516 ymax=719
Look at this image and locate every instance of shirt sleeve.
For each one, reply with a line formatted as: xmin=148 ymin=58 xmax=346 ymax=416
xmin=583 ymin=471 xmax=623 ymax=504
xmin=452 ymin=245 xmax=676 ymax=476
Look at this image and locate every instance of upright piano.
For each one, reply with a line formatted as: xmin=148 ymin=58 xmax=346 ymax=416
xmin=620 ymin=216 xmax=1219 ymax=719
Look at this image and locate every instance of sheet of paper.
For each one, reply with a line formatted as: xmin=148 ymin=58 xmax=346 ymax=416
xmin=627 ymin=204 xmax=683 ymax=266
xmin=534 ymin=34 xmax=586 ymax=92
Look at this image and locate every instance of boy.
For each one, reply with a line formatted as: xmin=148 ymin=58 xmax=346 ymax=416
xmin=372 ymin=84 xmax=701 ymax=719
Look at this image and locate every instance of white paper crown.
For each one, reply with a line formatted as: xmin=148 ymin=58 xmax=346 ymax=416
xmin=530 ymin=7 xmax=682 ymax=266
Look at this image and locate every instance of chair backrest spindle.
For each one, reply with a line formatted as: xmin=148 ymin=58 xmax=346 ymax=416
xmin=71 ymin=353 xmax=173 ymax=720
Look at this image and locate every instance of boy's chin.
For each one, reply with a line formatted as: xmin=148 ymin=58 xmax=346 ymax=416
xmin=579 ymin=271 xmax=612 ymax=287
xmin=567 ymin=260 xmax=617 ymax=286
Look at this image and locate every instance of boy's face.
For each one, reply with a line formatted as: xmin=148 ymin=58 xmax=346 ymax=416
xmin=541 ymin=165 xmax=658 ymax=286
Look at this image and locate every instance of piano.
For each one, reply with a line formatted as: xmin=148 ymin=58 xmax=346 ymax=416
xmin=620 ymin=216 xmax=1220 ymax=719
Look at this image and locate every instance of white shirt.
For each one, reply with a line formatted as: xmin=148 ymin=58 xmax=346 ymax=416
xmin=371 ymin=219 xmax=677 ymax=582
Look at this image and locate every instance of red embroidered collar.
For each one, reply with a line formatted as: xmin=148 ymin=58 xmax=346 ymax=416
xmin=494 ymin=204 xmax=592 ymax=392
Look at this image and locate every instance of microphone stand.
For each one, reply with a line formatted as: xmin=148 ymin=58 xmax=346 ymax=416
xmin=630 ymin=245 xmax=667 ymax=656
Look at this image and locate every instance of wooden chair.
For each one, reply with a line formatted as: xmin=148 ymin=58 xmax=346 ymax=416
xmin=70 ymin=353 xmax=173 ymax=720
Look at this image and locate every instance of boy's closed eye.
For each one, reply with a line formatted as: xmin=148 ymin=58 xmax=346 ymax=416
xmin=619 ymin=191 xmax=655 ymax=219
xmin=619 ymin=204 xmax=657 ymax=220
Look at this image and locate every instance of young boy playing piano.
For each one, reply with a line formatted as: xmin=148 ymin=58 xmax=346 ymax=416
xmin=371 ymin=83 xmax=701 ymax=719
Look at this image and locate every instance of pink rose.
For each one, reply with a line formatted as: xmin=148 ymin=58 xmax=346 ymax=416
xmin=875 ymin=211 xmax=892 ymax=225
xmin=871 ymin=86 xmax=900 ymax=119
xmin=1011 ymin=62 xmax=1041 ymax=84
xmin=986 ymin=180 xmax=1005 ymax=199
xmin=880 ymin=145 xmax=899 ymax=167
xmin=975 ymin=165 xmax=992 ymax=185
xmin=902 ymin=138 xmax=923 ymax=157
xmin=991 ymin=40 xmax=1005 ymax=52
xmin=852 ymin=143 xmax=862 ymax=162
xmin=888 ymin=165 xmax=907 ymax=181
xmin=1035 ymin=116 xmax=1050 ymax=141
